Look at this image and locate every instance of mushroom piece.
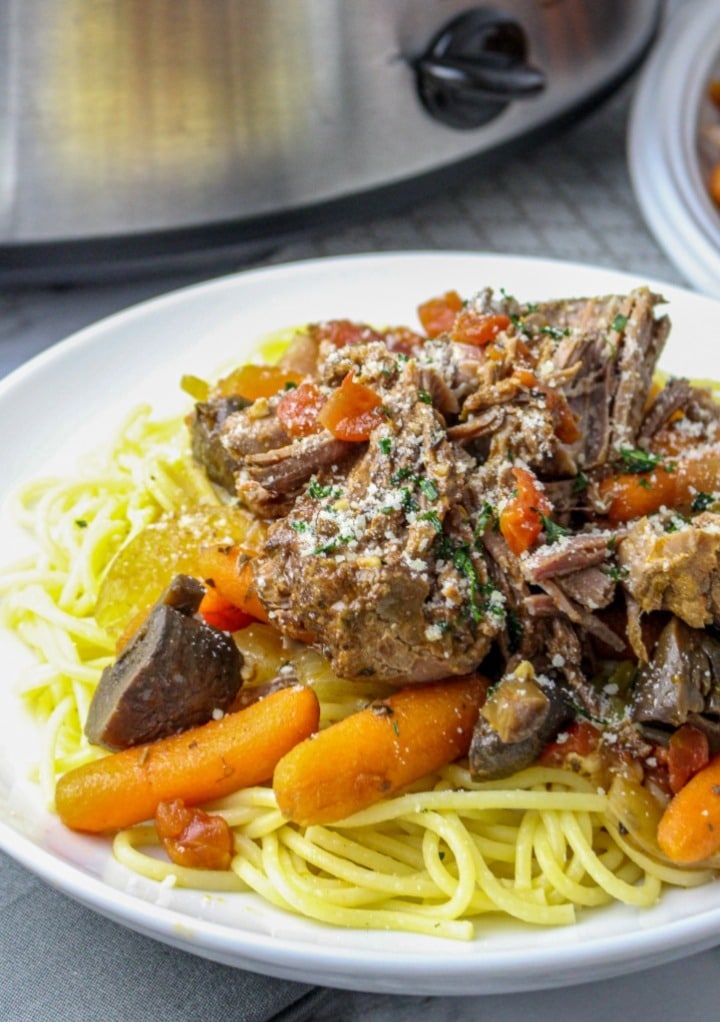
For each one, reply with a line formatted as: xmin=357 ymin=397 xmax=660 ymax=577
xmin=631 ymin=616 xmax=720 ymax=729
xmin=468 ymin=661 xmax=568 ymax=781
xmin=85 ymin=575 xmax=242 ymax=750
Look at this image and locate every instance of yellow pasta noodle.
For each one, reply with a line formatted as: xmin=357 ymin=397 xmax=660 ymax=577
xmin=1 ymin=403 xmax=713 ymax=940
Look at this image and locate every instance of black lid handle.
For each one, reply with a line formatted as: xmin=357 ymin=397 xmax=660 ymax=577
xmin=415 ymin=7 xmax=546 ymax=129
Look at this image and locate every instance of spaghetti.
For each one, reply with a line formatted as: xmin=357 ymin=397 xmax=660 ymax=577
xmin=1 ymin=322 xmax=716 ymax=938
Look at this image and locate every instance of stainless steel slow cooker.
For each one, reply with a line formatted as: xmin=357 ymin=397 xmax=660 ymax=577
xmin=0 ymin=1 xmax=662 ymax=277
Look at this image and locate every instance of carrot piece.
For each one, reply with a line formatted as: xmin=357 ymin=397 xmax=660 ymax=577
xmin=198 ymin=546 xmax=269 ymax=624
xmin=212 ymin=364 xmax=304 ymax=401
xmin=598 ymin=467 xmax=677 ymax=523
xmin=657 ymin=752 xmax=720 ymax=863
xmin=197 ymin=585 xmax=255 ymax=632
xmin=56 ymin=684 xmax=320 ymax=833
xmin=273 ymin=674 xmax=487 ymax=826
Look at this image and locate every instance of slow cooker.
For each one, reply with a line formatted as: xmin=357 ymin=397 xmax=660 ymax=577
xmin=0 ymin=1 xmax=662 ymax=279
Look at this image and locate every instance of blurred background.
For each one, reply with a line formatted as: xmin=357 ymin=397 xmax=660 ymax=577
xmin=0 ymin=0 xmax=698 ymax=378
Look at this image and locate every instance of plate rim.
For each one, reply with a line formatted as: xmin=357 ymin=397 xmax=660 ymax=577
xmin=3 ymin=249 xmax=720 ymax=995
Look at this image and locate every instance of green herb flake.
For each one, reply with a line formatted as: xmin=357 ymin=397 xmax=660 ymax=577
xmin=75 ymin=519 xmax=88 ymax=528
xmin=539 ymin=514 xmax=570 ymax=544
xmin=290 ymin=521 xmax=309 ymax=533
xmin=378 ymin=437 xmax=393 ymax=455
xmin=572 ymin=472 xmax=589 ymax=494
xmin=612 ymin=313 xmax=628 ymax=333
xmin=308 ymin=478 xmax=333 ymax=499
xmin=692 ymin=491 xmax=715 ymax=513
xmin=619 ymin=447 xmax=670 ymax=475
xmin=539 ymin=325 xmax=570 ymax=339
xmin=418 ymin=478 xmax=439 ymax=501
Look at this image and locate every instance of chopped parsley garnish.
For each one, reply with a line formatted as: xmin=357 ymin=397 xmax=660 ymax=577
xmin=283 ymin=380 xmax=298 ymax=390
xmin=400 ymin=488 xmax=419 ymax=514
xmin=539 ymin=325 xmax=570 ymax=339
xmin=618 ymin=446 xmax=675 ymax=475
xmin=418 ymin=510 xmax=443 ymax=533
xmin=665 ymin=514 xmax=689 ymax=533
xmin=312 ymin=535 xmax=351 ymax=556
xmin=418 ymin=389 xmax=433 ymax=405
xmin=604 ymin=564 xmax=629 ymax=582
xmin=390 ymin=467 xmax=414 ymax=485
xmin=418 ymin=478 xmax=439 ymax=501
xmin=692 ymin=491 xmax=715 ymax=512
xmin=612 ymin=313 xmax=628 ymax=333
xmin=308 ymin=478 xmax=334 ymax=499
xmin=539 ymin=513 xmax=570 ymax=544
xmin=75 ymin=519 xmax=88 ymax=528
xmin=434 ymin=532 xmax=502 ymax=625
xmin=378 ymin=437 xmax=393 ymax=455
xmin=473 ymin=501 xmax=498 ymax=544
xmin=572 ymin=472 xmax=589 ymax=494
xmin=290 ymin=520 xmax=309 ymax=532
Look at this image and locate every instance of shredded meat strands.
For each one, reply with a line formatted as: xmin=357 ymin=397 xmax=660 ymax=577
xmin=188 ymin=284 xmax=720 ymax=785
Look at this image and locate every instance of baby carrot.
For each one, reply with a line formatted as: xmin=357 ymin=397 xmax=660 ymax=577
xmin=657 ymin=753 xmax=720 ymax=863
xmin=56 ymin=684 xmax=320 ymax=833
xmin=198 ymin=546 xmax=269 ymax=624
xmin=273 ymin=674 xmax=487 ymax=826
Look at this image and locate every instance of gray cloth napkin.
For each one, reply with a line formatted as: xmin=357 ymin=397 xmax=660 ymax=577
xmin=0 ymin=851 xmax=330 ymax=1022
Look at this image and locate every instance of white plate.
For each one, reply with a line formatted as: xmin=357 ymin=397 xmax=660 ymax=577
xmin=2 ymin=252 xmax=720 ymax=996
xmin=629 ymin=0 xmax=720 ymax=298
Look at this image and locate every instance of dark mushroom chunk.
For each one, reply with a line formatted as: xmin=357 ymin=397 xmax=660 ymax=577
xmin=469 ymin=663 xmax=569 ymax=781
xmin=85 ymin=574 xmax=242 ymax=751
xmin=631 ymin=616 xmax=720 ymax=729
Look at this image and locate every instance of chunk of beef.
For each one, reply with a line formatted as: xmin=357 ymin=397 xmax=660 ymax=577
xmin=189 ymin=396 xmax=249 ymax=491
xmin=85 ymin=575 xmax=242 ymax=751
xmin=636 ymin=378 xmax=695 ymax=446
xmin=242 ymin=433 xmax=354 ymax=495
xmin=618 ymin=512 xmax=720 ymax=629
xmin=546 ymin=288 xmax=669 ymax=468
xmin=252 ymin=364 xmax=503 ymax=683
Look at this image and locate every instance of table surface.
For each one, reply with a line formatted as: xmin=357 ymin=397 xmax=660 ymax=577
xmin=4 ymin=3 xmax=720 ymax=1018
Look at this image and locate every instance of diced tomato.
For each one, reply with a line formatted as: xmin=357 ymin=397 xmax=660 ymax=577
xmin=540 ymin=720 xmax=601 ymax=768
xmin=417 ymin=290 xmax=464 ymax=338
xmin=317 ymin=372 xmax=384 ymax=442
xmin=667 ymin=723 xmax=710 ymax=795
xmin=309 ymin=319 xmax=385 ymax=349
xmin=198 ymin=585 xmax=255 ymax=632
xmin=499 ymin=466 xmax=552 ymax=555
xmin=451 ymin=311 xmax=512 ymax=347
xmin=155 ymin=799 xmax=233 ymax=871
xmin=276 ymin=381 xmax=326 ymax=438
xmin=212 ymin=364 xmax=304 ymax=401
